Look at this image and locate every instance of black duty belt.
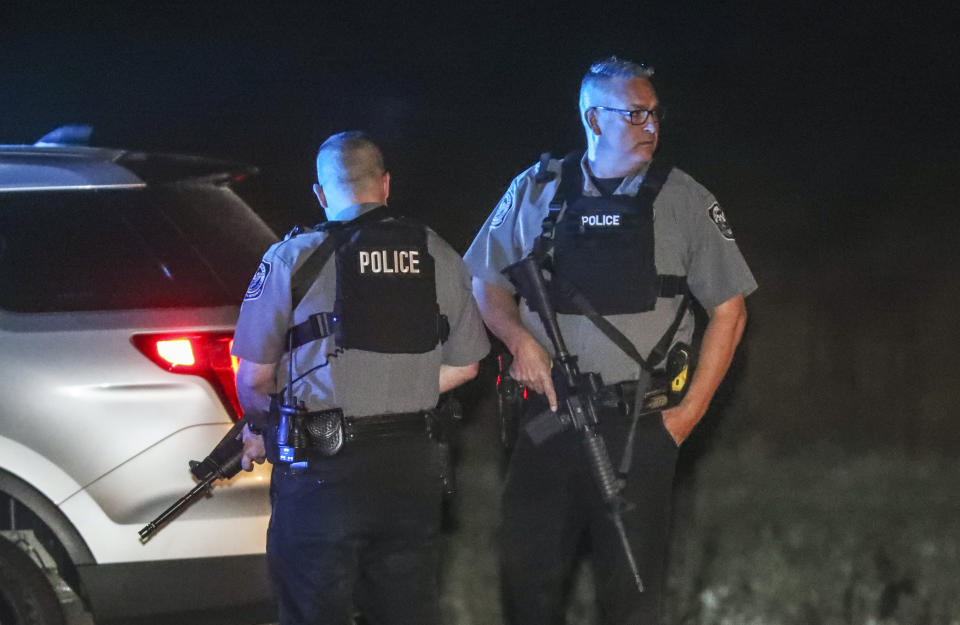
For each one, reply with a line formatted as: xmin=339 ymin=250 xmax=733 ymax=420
xmin=343 ymin=411 xmax=429 ymax=442
xmin=595 ymin=380 xmax=640 ymax=409
xmin=595 ymin=378 xmax=671 ymax=414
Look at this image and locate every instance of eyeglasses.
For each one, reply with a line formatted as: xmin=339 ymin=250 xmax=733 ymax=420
xmin=591 ymin=105 xmax=665 ymax=125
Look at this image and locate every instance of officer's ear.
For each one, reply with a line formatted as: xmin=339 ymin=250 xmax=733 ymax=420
xmin=585 ymin=108 xmax=602 ymax=136
xmin=313 ymin=183 xmax=328 ymax=209
xmin=381 ymin=171 xmax=391 ymax=202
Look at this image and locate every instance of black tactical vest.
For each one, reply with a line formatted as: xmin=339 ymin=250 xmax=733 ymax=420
xmin=551 ymin=192 xmax=658 ymax=315
xmin=285 ymin=206 xmax=447 ymax=354
xmin=523 ymin=155 xmax=692 ymax=373
xmin=333 ymin=219 xmax=441 ymax=353
xmin=546 ymin=156 xmax=671 ymax=315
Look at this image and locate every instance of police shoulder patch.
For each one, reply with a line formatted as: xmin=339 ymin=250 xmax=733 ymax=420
xmin=707 ymin=202 xmax=735 ymax=240
xmin=490 ymin=186 xmax=515 ymax=229
xmin=244 ymin=261 xmax=271 ymax=301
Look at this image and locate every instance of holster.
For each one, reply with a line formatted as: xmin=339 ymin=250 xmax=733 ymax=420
xmin=265 ymin=397 xmax=345 ymax=464
xmin=428 ymin=395 xmax=462 ymax=498
xmin=496 ymin=353 xmax=525 ymax=449
xmin=294 ymin=408 xmax=346 ymax=456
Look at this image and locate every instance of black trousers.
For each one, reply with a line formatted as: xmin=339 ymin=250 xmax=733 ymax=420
xmin=501 ymin=400 xmax=680 ymax=625
xmin=267 ymin=435 xmax=443 ymax=625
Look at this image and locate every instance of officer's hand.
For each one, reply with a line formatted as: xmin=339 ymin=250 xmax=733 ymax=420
xmin=240 ymin=425 xmax=267 ymax=472
xmin=661 ymin=404 xmax=697 ymax=446
xmin=510 ymin=335 xmax=558 ymax=411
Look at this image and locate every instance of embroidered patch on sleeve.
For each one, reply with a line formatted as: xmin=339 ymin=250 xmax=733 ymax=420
xmin=490 ymin=186 xmax=515 ymax=228
xmin=707 ymin=202 xmax=735 ymax=240
xmin=244 ymin=261 xmax=271 ymax=301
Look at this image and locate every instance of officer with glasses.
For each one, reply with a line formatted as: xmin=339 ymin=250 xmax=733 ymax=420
xmin=590 ymin=104 xmax=665 ymax=125
xmin=464 ymin=56 xmax=757 ymax=624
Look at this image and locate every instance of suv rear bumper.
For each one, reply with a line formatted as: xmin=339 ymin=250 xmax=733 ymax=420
xmin=78 ymin=554 xmax=275 ymax=625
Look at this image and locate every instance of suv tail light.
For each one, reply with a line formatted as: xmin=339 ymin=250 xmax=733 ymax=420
xmin=131 ymin=332 xmax=243 ymax=419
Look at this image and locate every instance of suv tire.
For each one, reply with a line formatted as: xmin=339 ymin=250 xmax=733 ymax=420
xmin=0 ymin=536 xmax=65 ymax=625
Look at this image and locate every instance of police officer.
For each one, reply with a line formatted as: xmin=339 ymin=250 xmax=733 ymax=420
xmin=233 ymin=131 xmax=490 ymax=625
xmin=464 ymin=57 xmax=757 ymax=624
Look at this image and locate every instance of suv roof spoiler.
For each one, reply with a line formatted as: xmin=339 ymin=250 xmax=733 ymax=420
xmin=116 ymin=152 xmax=258 ymax=186
xmin=35 ymin=124 xmax=94 ymax=147
xmin=28 ymin=124 xmax=257 ymax=186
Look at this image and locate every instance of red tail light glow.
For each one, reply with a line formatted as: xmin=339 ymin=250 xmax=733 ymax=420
xmin=229 ymin=339 xmax=240 ymax=377
xmin=132 ymin=332 xmax=243 ymax=420
xmin=156 ymin=339 xmax=196 ymax=366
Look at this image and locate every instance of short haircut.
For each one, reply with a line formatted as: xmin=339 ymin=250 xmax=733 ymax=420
xmin=579 ymin=56 xmax=655 ymax=113
xmin=583 ymin=55 xmax=654 ymax=86
xmin=315 ymin=131 xmax=385 ymax=192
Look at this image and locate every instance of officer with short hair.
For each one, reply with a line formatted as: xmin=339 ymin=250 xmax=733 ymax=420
xmin=234 ymin=131 xmax=489 ymax=625
xmin=464 ymin=57 xmax=757 ymax=624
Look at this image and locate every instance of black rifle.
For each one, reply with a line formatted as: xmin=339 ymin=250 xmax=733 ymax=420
xmin=503 ymin=255 xmax=645 ymax=593
xmin=138 ymin=420 xmax=246 ymax=541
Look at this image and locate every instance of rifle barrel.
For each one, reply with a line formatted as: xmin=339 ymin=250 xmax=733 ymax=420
xmin=138 ymin=450 xmax=244 ymax=540
xmin=612 ymin=513 xmax=644 ymax=592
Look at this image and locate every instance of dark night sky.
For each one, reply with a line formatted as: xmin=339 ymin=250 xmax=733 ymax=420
xmin=3 ymin=2 xmax=956 ymax=246
xmin=2 ymin=2 xmax=959 ymax=323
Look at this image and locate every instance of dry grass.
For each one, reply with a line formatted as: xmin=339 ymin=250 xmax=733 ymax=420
xmin=440 ymin=399 xmax=960 ymax=624
xmin=667 ymin=443 xmax=960 ymax=625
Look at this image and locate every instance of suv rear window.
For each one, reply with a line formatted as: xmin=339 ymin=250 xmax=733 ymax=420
xmin=0 ymin=185 xmax=276 ymax=312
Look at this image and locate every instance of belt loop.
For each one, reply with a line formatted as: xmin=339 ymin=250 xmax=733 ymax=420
xmin=343 ymin=415 xmax=356 ymax=443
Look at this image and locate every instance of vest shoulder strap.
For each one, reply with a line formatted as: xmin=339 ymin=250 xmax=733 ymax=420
xmin=635 ymin=158 xmax=673 ymax=207
xmin=533 ymin=152 xmax=556 ymax=183
xmin=548 ymin=151 xmax=582 ymax=209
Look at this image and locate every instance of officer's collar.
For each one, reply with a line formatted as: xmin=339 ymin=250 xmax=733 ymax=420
xmin=325 ymin=202 xmax=386 ymax=223
xmin=581 ymin=155 xmax=649 ymax=197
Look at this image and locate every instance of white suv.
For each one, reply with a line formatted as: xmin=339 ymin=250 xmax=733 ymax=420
xmin=0 ymin=126 xmax=276 ymax=625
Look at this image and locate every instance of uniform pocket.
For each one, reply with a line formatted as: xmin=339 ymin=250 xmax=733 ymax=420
xmin=657 ymin=411 xmax=681 ymax=450
xmin=630 ymin=411 xmax=680 ymax=466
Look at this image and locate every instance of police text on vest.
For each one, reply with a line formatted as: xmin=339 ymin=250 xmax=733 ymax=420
xmin=359 ymin=249 xmax=421 ymax=274
xmin=582 ymin=214 xmax=621 ymax=227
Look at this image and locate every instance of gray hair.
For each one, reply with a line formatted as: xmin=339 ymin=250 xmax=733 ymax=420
xmin=315 ymin=131 xmax=385 ymax=192
xmin=583 ymin=56 xmax=654 ymax=86
xmin=579 ymin=56 xmax=655 ymax=113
